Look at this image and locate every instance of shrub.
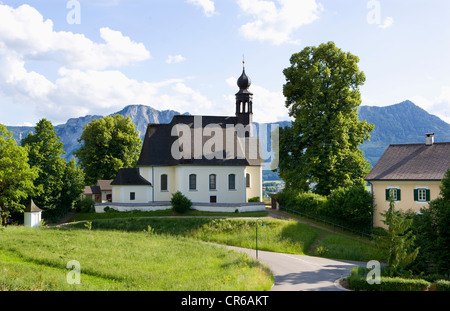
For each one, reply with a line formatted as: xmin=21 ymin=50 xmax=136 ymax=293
xmin=171 ymin=191 xmax=192 ymax=214
xmin=277 ymin=189 xmax=327 ymax=217
xmin=78 ymin=197 xmax=95 ymax=213
xmin=248 ymin=197 xmax=260 ymax=202
xmin=103 ymin=206 xmax=118 ymax=213
xmin=326 ymin=184 xmax=373 ymax=233
xmin=435 ymin=280 xmax=450 ymax=291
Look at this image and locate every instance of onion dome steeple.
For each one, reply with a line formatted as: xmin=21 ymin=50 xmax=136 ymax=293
xmin=237 ymin=61 xmax=251 ymax=90
xmin=235 ymin=59 xmax=253 ymax=134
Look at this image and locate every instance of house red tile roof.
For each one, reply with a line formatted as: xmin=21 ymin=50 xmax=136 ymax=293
xmin=365 ymin=142 xmax=450 ymax=181
xmin=97 ymin=180 xmax=112 ymax=191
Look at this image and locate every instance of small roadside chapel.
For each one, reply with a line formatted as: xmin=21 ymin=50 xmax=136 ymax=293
xmin=24 ymin=199 xmax=42 ymax=228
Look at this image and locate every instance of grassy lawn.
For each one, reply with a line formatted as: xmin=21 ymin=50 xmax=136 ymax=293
xmin=1 ymin=211 xmax=385 ymax=291
xmin=0 ymin=226 xmax=273 ymax=291
xmin=66 ymin=216 xmax=384 ymax=262
xmin=69 ymin=209 xmax=269 ymax=222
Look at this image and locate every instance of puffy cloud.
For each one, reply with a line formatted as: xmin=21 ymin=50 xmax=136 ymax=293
xmin=237 ymin=0 xmax=323 ymax=45
xmin=186 ymin=0 xmax=216 ymax=17
xmin=0 ymin=4 xmax=214 ymax=124
xmin=410 ymin=87 xmax=450 ymax=124
xmin=225 ymin=77 xmax=290 ymax=123
xmin=0 ymin=4 xmax=150 ymax=70
xmin=166 ymin=54 xmax=187 ymax=64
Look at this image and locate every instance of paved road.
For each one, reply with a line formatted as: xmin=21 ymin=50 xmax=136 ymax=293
xmin=227 ymin=246 xmax=364 ymax=291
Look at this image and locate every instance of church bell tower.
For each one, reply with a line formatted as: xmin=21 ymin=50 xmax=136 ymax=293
xmin=235 ymin=60 xmax=253 ymax=131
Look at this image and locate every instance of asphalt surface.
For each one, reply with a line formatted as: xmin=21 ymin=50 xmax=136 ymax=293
xmin=227 ymin=246 xmax=365 ymax=291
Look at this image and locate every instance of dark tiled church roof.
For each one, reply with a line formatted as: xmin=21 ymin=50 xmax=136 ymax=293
xmin=365 ymin=142 xmax=450 ymax=181
xmin=136 ymin=115 xmax=264 ymax=167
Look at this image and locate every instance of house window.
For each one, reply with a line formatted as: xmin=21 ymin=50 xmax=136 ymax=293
xmin=246 ymin=173 xmax=251 ymax=188
xmin=130 ymin=192 xmax=136 ymax=201
xmin=106 ymin=194 xmax=112 ymax=202
xmin=210 ymin=196 xmax=217 ymax=203
xmin=209 ymin=174 xmax=217 ymax=190
xmin=228 ymin=174 xmax=236 ymax=190
xmin=414 ymin=188 xmax=430 ymax=202
xmin=385 ymin=188 xmax=400 ymax=201
xmin=161 ymin=174 xmax=168 ymax=191
xmin=189 ymin=174 xmax=197 ymax=190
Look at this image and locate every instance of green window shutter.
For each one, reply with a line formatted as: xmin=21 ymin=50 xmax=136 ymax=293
xmin=397 ymin=189 xmax=401 ymax=201
xmin=386 ymin=189 xmax=390 ymax=201
xmin=414 ymin=189 xmax=418 ymax=201
xmin=426 ymin=189 xmax=430 ymax=202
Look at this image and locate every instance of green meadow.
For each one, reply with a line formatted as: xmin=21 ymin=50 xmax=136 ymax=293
xmin=0 ymin=214 xmax=383 ymax=291
xmin=0 ymin=226 xmax=273 ymax=291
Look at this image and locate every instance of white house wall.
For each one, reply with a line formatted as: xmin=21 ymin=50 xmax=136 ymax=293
xmin=246 ymin=165 xmax=262 ymax=201
xmin=112 ymin=185 xmax=151 ymax=204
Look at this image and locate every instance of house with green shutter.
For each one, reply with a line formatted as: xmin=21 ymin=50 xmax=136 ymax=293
xmin=365 ymin=134 xmax=450 ymax=228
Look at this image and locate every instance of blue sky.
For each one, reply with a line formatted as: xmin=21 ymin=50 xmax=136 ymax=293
xmin=0 ymin=0 xmax=449 ymax=126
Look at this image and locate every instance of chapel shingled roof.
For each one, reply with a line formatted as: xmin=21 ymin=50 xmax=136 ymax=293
xmin=111 ymin=168 xmax=152 ymax=186
xmin=24 ymin=199 xmax=43 ymax=213
xmin=365 ymin=142 xmax=450 ymax=181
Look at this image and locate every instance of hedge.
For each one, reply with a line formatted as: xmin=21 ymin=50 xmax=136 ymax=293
xmin=276 ymin=184 xmax=373 ymax=234
xmin=346 ymin=267 xmax=431 ymax=291
xmin=436 ymin=280 xmax=450 ymax=291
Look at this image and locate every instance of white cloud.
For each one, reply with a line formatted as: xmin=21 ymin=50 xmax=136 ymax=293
xmin=186 ymin=0 xmax=216 ymax=17
xmin=0 ymin=4 xmax=214 ymax=124
xmin=237 ymin=0 xmax=323 ymax=45
xmin=410 ymin=88 xmax=450 ymax=124
xmin=166 ymin=54 xmax=187 ymax=64
xmin=0 ymin=4 xmax=150 ymax=70
xmin=379 ymin=16 xmax=394 ymax=29
xmin=225 ymin=77 xmax=290 ymax=123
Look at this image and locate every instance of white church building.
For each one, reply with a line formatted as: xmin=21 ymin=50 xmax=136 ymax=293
xmin=96 ymin=65 xmax=265 ymax=213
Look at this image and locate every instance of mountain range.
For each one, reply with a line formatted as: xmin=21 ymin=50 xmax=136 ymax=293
xmin=5 ymin=100 xmax=450 ymax=181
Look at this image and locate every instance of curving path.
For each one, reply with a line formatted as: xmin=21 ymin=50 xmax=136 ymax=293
xmin=227 ymin=246 xmax=364 ymax=291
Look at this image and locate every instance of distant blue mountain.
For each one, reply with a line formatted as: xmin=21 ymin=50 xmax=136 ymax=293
xmin=358 ymin=100 xmax=450 ymax=166
xmin=5 ymin=100 xmax=449 ymax=181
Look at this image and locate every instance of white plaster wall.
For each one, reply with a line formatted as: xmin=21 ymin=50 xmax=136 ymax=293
xmin=24 ymin=212 xmax=41 ymax=228
xmin=245 ymin=166 xmax=263 ymax=201
xmin=178 ymin=166 xmax=246 ymax=204
xmin=112 ymin=185 xmax=151 ymax=204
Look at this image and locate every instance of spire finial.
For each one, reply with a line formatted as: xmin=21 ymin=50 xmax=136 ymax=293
xmin=242 ymin=54 xmax=245 ymax=68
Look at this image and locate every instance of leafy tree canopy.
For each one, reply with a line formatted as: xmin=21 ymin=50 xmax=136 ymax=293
xmin=277 ymin=41 xmax=374 ymax=195
xmin=74 ymin=115 xmax=142 ymax=185
xmin=21 ymin=119 xmax=84 ymax=219
xmin=0 ymin=124 xmax=38 ymax=225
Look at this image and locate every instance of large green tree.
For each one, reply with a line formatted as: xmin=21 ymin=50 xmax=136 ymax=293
xmin=278 ymin=41 xmax=374 ymax=195
xmin=0 ymin=125 xmax=38 ymax=226
xmin=21 ymin=119 xmax=84 ymax=219
xmin=74 ymin=115 xmax=142 ymax=185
